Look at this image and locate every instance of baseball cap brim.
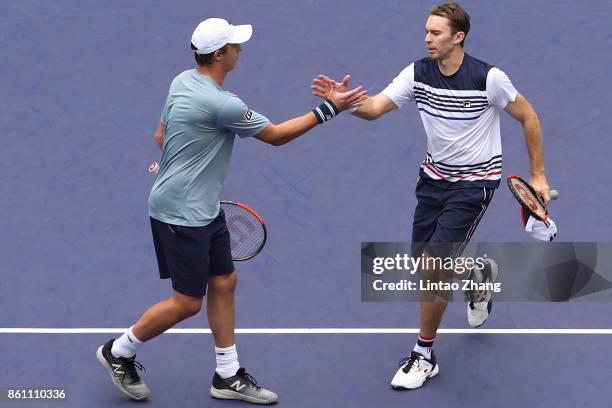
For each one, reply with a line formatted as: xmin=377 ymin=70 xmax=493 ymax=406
xmin=228 ymin=24 xmax=252 ymax=44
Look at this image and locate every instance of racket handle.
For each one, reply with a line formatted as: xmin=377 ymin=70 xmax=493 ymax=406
xmin=549 ymin=189 xmax=559 ymax=200
xmin=148 ymin=161 xmax=159 ymax=174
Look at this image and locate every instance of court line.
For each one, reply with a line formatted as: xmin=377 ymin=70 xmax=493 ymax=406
xmin=1 ymin=328 xmax=612 ymax=334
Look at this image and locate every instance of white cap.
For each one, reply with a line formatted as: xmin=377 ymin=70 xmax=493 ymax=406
xmin=191 ymin=18 xmax=252 ymax=55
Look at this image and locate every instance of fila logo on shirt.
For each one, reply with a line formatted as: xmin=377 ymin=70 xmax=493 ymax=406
xmin=231 ymin=380 xmax=247 ymax=392
xmin=244 ymin=106 xmax=253 ymax=121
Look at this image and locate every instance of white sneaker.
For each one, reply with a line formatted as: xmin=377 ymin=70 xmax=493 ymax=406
xmin=466 ymin=258 xmax=499 ymax=328
xmin=391 ymin=351 xmax=439 ymax=390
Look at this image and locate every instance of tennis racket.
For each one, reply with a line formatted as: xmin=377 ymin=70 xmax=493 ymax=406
xmin=507 ymin=174 xmax=559 ymax=221
xmin=220 ymin=200 xmax=267 ymax=261
xmin=148 ymin=162 xmax=267 ymax=261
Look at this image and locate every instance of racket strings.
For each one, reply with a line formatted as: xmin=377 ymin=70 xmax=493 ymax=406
xmin=221 ymin=203 xmax=266 ymax=260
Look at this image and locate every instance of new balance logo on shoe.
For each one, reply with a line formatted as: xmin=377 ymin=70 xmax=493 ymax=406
xmin=96 ymin=339 xmax=150 ymax=400
xmin=230 ymin=380 xmax=247 ymax=392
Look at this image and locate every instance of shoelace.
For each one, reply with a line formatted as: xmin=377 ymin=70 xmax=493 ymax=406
xmin=398 ymin=352 xmax=422 ymax=374
xmin=114 ymin=356 xmax=146 ymax=384
xmin=467 ymin=290 xmax=487 ymax=304
xmin=465 ymin=287 xmax=481 ymax=304
xmin=238 ymin=370 xmax=261 ymax=390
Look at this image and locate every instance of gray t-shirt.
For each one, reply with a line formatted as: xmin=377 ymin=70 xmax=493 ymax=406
xmin=148 ymin=69 xmax=269 ymax=226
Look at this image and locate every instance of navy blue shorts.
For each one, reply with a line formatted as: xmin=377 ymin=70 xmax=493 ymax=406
xmin=150 ymin=211 xmax=235 ymax=298
xmin=412 ymin=178 xmax=495 ymax=258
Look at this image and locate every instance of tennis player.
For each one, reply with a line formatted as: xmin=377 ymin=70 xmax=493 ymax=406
xmin=311 ymin=2 xmax=550 ymax=390
xmin=96 ymin=18 xmax=366 ymax=404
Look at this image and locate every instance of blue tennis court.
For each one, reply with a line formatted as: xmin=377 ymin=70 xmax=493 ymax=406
xmin=2 ymin=0 xmax=611 ymax=407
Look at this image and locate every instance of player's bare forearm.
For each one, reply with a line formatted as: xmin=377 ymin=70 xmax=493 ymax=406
xmin=352 ymin=97 xmax=381 ymax=121
xmin=256 ymin=86 xmax=367 ymax=146
xmin=505 ymin=93 xmax=551 ymax=201
xmin=352 ymin=93 xmax=397 ymax=121
xmin=504 ymin=93 xmax=545 ymax=176
xmin=274 ymin=113 xmax=319 ymax=145
xmin=255 ymin=113 xmax=319 ymax=146
xmin=523 ymin=114 xmax=545 ymax=177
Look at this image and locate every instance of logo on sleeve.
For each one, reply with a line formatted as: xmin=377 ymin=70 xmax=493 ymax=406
xmin=244 ymin=106 xmax=253 ymax=121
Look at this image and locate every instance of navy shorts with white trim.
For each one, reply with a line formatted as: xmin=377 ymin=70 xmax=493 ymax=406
xmin=150 ymin=210 xmax=235 ymax=298
xmin=411 ymin=177 xmax=495 ymax=258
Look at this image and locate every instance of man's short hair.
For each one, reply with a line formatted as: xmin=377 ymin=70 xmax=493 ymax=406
xmin=191 ymin=43 xmax=228 ymax=66
xmin=430 ymin=2 xmax=470 ymax=47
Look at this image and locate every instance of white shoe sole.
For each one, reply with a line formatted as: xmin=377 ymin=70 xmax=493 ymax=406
xmin=210 ymin=386 xmax=278 ymax=405
xmin=96 ymin=346 xmax=150 ymax=401
xmin=391 ymin=364 xmax=440 ymax=390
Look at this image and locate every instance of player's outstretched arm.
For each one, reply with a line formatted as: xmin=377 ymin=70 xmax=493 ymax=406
xmin=255 ymin=84 xmax=367 ymax=146
xmin=505 ymin=93 xmax=551 ymax=203
xmin=311 ymin=75 xmax=396 ymax=121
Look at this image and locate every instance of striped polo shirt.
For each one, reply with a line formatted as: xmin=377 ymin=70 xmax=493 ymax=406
xmin=382 ymin=53 xmax=518 ymax=189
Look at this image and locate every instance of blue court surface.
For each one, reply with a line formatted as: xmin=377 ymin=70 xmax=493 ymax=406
xmin=2 ymin=1 xmax=612 ymax=407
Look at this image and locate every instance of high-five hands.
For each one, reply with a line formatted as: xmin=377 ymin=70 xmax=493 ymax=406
xmin=311 ymin=74 xmax=367 ymax=111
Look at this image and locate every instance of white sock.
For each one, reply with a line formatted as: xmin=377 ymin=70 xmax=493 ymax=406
xmin=111 ymin=326 xmax=143 ymax=358
xmin=215 ymin=344 xmax=240 ymax=379
xmin=413 ymin=335 xmax=435 ymax=359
